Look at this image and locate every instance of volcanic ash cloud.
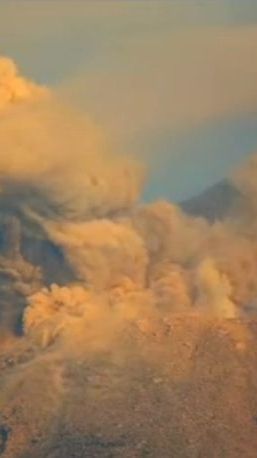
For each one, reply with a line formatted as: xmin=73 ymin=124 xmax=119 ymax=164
xmin=0 ymin=56 xmax=257 ymax=350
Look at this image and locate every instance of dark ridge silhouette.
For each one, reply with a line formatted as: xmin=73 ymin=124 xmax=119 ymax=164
xmin=181 ymin=180 xmax=241 ymax=221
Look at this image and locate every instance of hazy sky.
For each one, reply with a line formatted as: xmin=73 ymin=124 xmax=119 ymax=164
xmin=1 ymin=1 xmax=257 ymax=201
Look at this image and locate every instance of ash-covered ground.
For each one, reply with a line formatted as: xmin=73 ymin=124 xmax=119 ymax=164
xmin=2 ymin=312 xmax=257 ymax=458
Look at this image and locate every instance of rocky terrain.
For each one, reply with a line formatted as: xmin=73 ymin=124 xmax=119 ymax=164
xmin=1 ymin=311 xmax=257 ymax=457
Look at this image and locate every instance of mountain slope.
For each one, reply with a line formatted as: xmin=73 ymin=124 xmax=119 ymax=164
xmin=1 ymin=315 xmax=257 ymax=457
xmin=181 ymin=180 xmax=241 ymax=220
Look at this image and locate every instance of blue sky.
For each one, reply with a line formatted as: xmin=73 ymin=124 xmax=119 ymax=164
xmin=1 ymin=1 xmax=257 ymax=201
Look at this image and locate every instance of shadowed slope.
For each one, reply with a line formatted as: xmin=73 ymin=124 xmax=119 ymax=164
xmin=181 ymin=180 xmax=241 ymax=221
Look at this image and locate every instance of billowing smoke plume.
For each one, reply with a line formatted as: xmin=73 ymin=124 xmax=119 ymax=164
xmin=0 ymin=57 xmax=47 ymax=110
xmin=0 ymin=56 xmax=257 ymax=350
xmin=0 ymin=57 xmax=143 ymax=223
